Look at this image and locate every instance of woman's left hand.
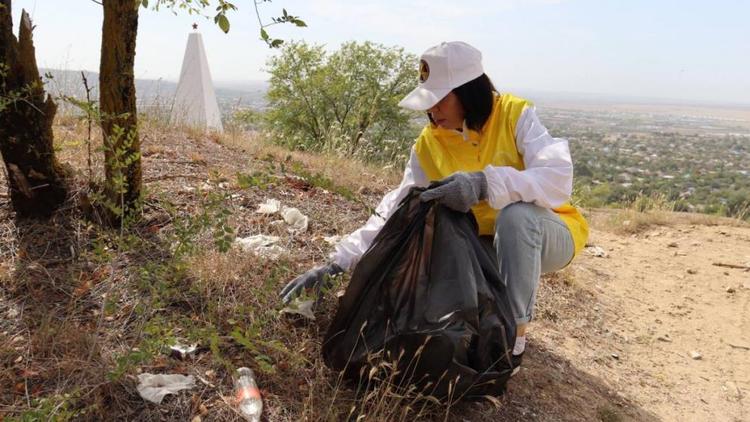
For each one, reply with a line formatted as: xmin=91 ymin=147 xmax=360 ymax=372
xmin=420 ymin=171 xmax=487 ymax=213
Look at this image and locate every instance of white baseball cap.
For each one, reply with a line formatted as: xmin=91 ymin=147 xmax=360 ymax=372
xmin=398 ymin=41 xmax=484 ymax=111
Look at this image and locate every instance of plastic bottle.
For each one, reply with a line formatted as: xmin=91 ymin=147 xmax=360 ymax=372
xmin=234 ymin=367 xmax=262 ymax=422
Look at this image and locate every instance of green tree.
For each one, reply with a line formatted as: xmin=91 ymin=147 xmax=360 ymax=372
xmin=265 ymin=41 xmax=419 ymax=164
xmin=94 ymin=0 xmax=304 ymax=226
xmin=145 ymin=0 xmax=304 ymax=46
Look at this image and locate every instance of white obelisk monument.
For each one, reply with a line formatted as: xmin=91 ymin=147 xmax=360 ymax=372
xmin=171 ymin=25 xmax=223 ymax=132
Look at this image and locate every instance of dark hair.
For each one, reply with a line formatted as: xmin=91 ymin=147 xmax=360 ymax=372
xmin=428 ymin=73 xmax=496 ymax=132
xmin=453 ymin=73 xmax=496 ymax=132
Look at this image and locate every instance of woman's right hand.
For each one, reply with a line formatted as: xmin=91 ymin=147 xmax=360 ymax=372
xmin=279 ymin=263 xmax=344 ymax=305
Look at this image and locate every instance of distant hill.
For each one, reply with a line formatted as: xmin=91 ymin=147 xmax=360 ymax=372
xmin=40 ymin=68 xmax=749 ymax=128
xmin=40 ymin=68 xmax=268 ymax=116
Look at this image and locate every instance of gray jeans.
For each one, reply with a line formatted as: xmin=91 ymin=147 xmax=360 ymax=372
xmin=481 ymin=202 xmax=574 ymax=324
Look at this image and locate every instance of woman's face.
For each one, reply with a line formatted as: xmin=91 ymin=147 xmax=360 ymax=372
xmin=428 ymin=92 xmax=465 ymax=130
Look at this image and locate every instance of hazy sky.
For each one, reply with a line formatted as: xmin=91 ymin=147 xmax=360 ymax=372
xmin=9 ymin=0 xmax=750 ymax=104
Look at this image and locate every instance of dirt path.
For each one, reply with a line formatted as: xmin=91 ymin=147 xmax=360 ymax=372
xmin=493 ymin=212 xmax=750 ymax=421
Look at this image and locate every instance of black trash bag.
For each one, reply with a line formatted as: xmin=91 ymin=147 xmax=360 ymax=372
xmin=322 ymin=188 xmax=517 ymax=400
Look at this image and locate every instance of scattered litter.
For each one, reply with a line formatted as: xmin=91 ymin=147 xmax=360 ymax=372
xmin=690 ymin=351 xmax=702 ymax=360
xmin=281 ymin=207 xmax=309 ymax=233
xmin=235 ymin=235 xmax=285 ymax=260
xmin=611 ymin=353 xmax=620 ymax=360
xmin=169 ymin=342 xmax=198 ymax=360
xmin=199 ymin=182 xmax=213 ymax=191
xmin=254 ymin=200 xmax=310 ymax=233
xmin=586 ymin=246 xmax=608 ymax=258
xmin=323 ymin=235 xmax=342 ymax=245
xmin=234 ymin=367 xmax=263 ymax=422
xmin=280 ymin=297 xmax=315 ymax=320
xmin=256 ymin=199 xmax=281 ymax=214
xmin=137 ymin=373 xmax=196 ymax=404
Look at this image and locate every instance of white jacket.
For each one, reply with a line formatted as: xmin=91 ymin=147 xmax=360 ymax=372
xmin=330 ymin=106 xmax=573 ymax=271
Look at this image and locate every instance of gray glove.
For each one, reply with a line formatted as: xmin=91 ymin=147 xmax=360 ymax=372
xmin=420 ymin=171 xmax=488 ymax=213
xmin=280 ymin=263 xmax=344 ymax=304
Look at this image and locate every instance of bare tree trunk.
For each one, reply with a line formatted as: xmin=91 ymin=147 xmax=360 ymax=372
xmin=0 ymin=0 xmax=67 ymax=218
xmin=99 ymin=0 xmax=141 ymax=225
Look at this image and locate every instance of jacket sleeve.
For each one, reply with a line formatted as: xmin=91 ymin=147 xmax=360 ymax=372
xmin=330 ymin=148 xmax=429 ymax=272
xmin=482 ymin=106 xmax=573 ymax=210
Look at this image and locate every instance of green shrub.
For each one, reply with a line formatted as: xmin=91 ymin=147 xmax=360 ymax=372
xmin=265 ymin=41 xmax=421 ymax=167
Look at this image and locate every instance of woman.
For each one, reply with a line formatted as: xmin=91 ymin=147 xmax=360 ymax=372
xmin=280 ymin=41 xmax=589 ymax=374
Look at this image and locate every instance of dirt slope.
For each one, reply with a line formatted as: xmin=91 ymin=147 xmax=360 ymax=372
xmin=484 ymin=211 xmax=750 ymax=422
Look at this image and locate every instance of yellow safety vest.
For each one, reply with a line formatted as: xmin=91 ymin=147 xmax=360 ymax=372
xmin=414 ymin=93 xmax=589 ymax=256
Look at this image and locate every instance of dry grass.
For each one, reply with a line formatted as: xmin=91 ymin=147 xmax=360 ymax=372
xmin=217 ymin=129 xmax=403 ymax=196
xmin=0 ymin=114 xmax=715 ymax=421
xmin=584 ymin=191 xmax=750 ymax=236
xmin=590 ymin=207 xmax=750 ymax=236
xmin=0 ymin=116 xmax=447 ymax=421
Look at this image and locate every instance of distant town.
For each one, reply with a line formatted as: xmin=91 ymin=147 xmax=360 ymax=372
xmin=538 ymin=102 xmax=750 ymax=218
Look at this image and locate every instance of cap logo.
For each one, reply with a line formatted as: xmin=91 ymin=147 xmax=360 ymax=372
xmin=419 ymin=59 xmax=430 ymax=83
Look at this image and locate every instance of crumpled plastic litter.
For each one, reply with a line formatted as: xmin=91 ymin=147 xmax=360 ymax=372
xmin=254 ymin=199 xmax=310 ymax=233
xmin=281 ymin=207 xmax=308 ymax=233
xmin=137 ymin=373 xmax=196 ymax=404
xmin=586 ymin=246 xmax=608 ymax=258
xmin=256 ymin=199 xmax=281 ymax=214
xmin=235 ymin=235 xmax=286 ymax=259
xmin=280 ymin=297 xmax=315 ymax=320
